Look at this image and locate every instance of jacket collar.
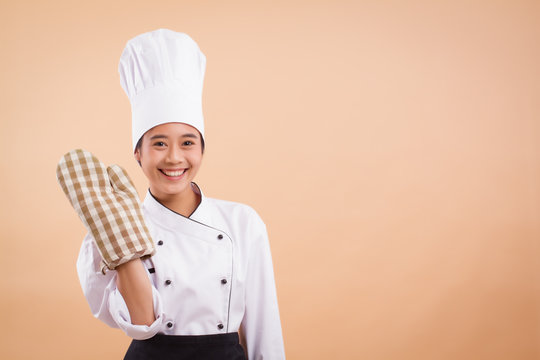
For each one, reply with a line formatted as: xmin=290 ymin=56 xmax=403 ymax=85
xmin=142 ymin=182 xmax=218 ymax=232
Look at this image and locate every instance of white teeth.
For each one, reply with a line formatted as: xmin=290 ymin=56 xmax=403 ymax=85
xmin=162 ymin=169 xmax=186 ymax=177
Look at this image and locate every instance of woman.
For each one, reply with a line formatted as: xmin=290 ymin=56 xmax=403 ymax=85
xmin=76 ymin=29 xmax=285 ymax=359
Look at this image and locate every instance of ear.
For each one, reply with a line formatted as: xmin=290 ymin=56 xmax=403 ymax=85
xmin=134 ymin=148 xmax=142 ymax=167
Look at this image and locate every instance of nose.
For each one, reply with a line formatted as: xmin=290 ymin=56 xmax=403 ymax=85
xmin=165 ymin=144 xmax=185 ymax=164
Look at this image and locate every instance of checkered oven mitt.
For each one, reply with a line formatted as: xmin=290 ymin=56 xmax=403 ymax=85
xmin=56 ymin=149 xmax=155 ymax=273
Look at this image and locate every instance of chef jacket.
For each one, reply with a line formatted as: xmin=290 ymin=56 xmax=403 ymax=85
xmin=76 ymin=184 xmax=286 ymax=360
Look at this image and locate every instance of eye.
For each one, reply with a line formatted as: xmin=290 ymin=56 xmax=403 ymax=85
xmin=183 ymin=141 xmax=194 ymax=146
xmin=153 ymin=141 xmax=166 ymax=147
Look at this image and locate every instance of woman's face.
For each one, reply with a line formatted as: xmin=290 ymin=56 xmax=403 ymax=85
xmin=134 ymin=122 xmax=203 ymax=199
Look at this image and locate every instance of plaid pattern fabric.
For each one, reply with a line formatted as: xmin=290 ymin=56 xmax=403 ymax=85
xmin=56 ymin=149 xmax=155 ymax=273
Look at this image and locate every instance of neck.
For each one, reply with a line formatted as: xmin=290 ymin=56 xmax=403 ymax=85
xmin=150 ymin=183 xmax=201 ymax=218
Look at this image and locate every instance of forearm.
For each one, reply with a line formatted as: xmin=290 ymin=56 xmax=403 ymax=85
xmin=116 ymin=259 xmax=155 ymax=326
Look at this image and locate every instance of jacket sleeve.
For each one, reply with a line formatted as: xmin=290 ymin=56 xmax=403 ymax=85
xmin=240 ymin=212 xmax=286 ymax=359
xmin=76 ymin=232 xmax=164 ymax=340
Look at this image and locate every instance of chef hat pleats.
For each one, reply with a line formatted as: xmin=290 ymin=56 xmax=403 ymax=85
xmin=119 ymin=29 xmax=206 ymax=152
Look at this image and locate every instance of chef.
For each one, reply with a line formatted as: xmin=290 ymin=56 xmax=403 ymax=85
xmin=76 ymin=28 xmax=286 ymax=359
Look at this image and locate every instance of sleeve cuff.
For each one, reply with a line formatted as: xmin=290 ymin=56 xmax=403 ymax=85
xmin=108 ymin=285 xmax=164 ymax=340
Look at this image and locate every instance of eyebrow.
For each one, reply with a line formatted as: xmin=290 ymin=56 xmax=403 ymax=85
xmin=149 ymin=133 xmax=199 ymax=140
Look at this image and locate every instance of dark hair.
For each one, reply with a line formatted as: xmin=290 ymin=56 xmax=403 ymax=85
xmin=135 ymin=132 xmax=205 ymax=166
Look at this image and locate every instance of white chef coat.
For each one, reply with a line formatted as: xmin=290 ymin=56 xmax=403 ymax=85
xmin=76 ymin=184 xmax=286 ymax=360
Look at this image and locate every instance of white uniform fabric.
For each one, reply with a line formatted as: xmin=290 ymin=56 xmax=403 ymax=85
xmin=77 ymin=184 xmax=286 ymax=359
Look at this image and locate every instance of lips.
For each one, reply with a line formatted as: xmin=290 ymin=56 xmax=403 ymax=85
xmin=160 ymin=169 xmax=187 ymax=177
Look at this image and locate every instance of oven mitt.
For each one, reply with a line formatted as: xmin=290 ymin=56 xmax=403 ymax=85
xmin=56 ymin=149 xmax=155 ymax=273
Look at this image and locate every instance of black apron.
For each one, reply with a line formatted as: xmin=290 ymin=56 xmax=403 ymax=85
xmin=123 ymin=332 xmax=247 ymax=360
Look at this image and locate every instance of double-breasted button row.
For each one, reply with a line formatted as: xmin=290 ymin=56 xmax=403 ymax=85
xmin=161 ymin=235 xmax=222 ymax=242
xmin=169 ymin=321 xmax=222 ymax=331
xmin=160 ymin=233 xmax=226 ymax=334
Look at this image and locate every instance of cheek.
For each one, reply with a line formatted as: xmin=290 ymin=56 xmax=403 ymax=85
xmin=140 ymin=161 xmax=153 ymax=178
xmin=188 ymin=155 xmax=203 ymax=170
xmin=139 ymin=152 xmax=158 ymax=174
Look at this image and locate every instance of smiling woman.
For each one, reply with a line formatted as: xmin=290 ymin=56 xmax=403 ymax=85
xmin=135 ymin=123 xmax=204 ymax=217
xmin=73 ymin=29 xmax=286 ymax=360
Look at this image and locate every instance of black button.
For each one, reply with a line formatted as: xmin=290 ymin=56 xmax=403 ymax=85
xmin=165 ymin=279 xmax=172 ymax=285
xmin=217 ymin=323 xmax=224 ymax=330
xmin=157 ymin=240 xmax=163 ymax=246
xmin=167 ymin=322 xmax=173 ymax=328
xmin=221 ymin=279 xmax=228 ymax=284
xmin=217 ymin=234 xmax=223 ymax=240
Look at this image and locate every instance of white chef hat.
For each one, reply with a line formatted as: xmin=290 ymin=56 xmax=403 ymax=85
xmin=118 ymin=29 xmax=207 ymax=152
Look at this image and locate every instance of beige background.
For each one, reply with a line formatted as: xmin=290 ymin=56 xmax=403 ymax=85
xmin=1 ymin=0 xmax=539 ymax=359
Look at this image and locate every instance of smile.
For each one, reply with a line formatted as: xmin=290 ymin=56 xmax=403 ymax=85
xmin=160 ymin=169 xmax=187 ymax=177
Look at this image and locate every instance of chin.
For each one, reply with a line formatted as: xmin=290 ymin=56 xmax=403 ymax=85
xmin=161 ymin=183 xmax=190 ymax=196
